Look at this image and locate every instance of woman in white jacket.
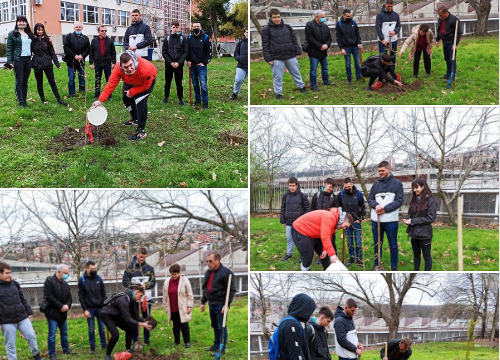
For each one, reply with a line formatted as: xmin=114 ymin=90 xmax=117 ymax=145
xmin=162 ymin=264 xmax=194 ymax=348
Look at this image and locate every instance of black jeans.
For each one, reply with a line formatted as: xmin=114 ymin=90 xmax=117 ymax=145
xmin=101 ymin=314 xmax=134 ymax=356
xmin=292 ymin=227 xmax=331 ymax=271
xmin=164 ymin=65 xmax=184 ymax=100
xmin=171 ymin=311 xmax=190 ymax=344
xmin=413 ymin=49 xmax=431 ymax=76
xmin=122 ymin=79 xmax=156 ymax=131
xmin=94 ymin=64 xmax=112 ymax=98
xmin=14 ymin=56 xmax=32 ymax=105
xmin=411 ymin=237 xmax=432 ymax=271
xmin=34 ymin=66 xmax=62 ymax=102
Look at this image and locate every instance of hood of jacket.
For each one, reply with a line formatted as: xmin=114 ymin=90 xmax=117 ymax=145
xmin=381 ymin=4 xmax=393 ymax=14
xmin=379 ymin=173 xmax=395 ymax=183
xmin=334 ymin=305 xmax=352 ymax=321
xmin=288 ymin=293 xmax=316 ymax=323
xmin=307 ymin=317 xmax=325 ymax=330
xmin=131 ymin=19 xmax=144 ymax=27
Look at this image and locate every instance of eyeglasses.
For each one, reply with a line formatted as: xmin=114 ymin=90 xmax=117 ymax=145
xmin=100 ymin=30 xmax=107 ymax=32
xmin=206 ymin=260 xmax=216 ymax=263
xmin=172 ymin=26 xmax=179 ymax=28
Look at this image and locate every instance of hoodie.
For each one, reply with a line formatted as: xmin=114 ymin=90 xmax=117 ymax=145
xmin=309 ymin=190 xmax=338 ymax=212
xmin=333 ymin=306 xmax=359 ymax=358
xmin=293 ymin=209 xmax=340 ymax=256
xmin=306 ymin=317 xmax=331 ymax=360
xmin=338 ymin=185 xmax=366 ymax=221
xmin=375 ymin=5 xmax=401 ymax=42
xmin=187 ymin=30 xmax=212 ymax=66
xmin=262 ymin=19 xmax=302 ymax=62
xmin=122 ymin=255 xmax=156 ymax=299
xmin=280 ymin=187 xmax=310 ymax=226
xmin=124 ymin=19 xmax=153 ymax=58
xmin=368 ymin=173 xmax=404 ymax=223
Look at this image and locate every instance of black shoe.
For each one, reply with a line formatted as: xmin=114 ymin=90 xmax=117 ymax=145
xmin=33 ymin=354 xmax=45 ymax=360
xmin=49 ymin=356 xmax=58 ymax=360
xmin=311 ymin=87 xmax=319 ymax=92
xmin=346 ymin=80 xmax=352 ymax=85
xmin=104 ymin=356 xmax=113 ymax=360
xmin=193 ymin=100 xmax=201 ymax=106
xmin=391 ymin=266 xmax=398 ymax=271
xmin=57 ymin=98 xmax=68 ymax=106
xmin=129 ymin=129 xmax=147 ymax=141
xmin=89 ymin=348 xmax=95 ymax=354
xmin=123 ymin=119 xmax=138 ymax=126
xmin=68 ymin=94 xmax=74 ymax=98
xmin=299 ymin=87 xmax=307 ymax=93
xmin=276 ymin=94 xmax=282 ymax=100
xmin=324 ymin=82 xmax=336 ymax=86
xmin=64 ymin=350 xmax=76 ymax=356
xmin=229 ymin=93 xmax=238 ymax=100
xmin=211 ymin=349 xmax=225 ymax=357
xmin=413 ymin=75 xmax=418 ymax=78
xmin=173 ymin=343 xmax=180 ymax=346
xmin=365 ymin=85 xmax=372 ymax=91
xmin=441 ymin=74 xmax=450 ymax=79
xmin=179 ymin=100 xmax=185 ymax=106
xmin=426 ymin=73 xmax=431 ymax=78
xmin=144 ymin=341 xmax=151 ymax=346
xmin=346 ymin=258 xmax=355 ymax=267
xmin=356 ymin=259 xmax=363 ymax=265
xmin=206 ymin=345 xmax=218 ymax=351
xmin=280 ymin=255 xmax=292 ymax=261
xmin=185 ymin=343 xmax=191 ymax=348
xmin=162 ymin=98 xmax=168 ymax=104
xmin=203 ymin=103 xmax=209 ymax=109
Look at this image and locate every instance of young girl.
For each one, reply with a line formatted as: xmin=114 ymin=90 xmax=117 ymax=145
xmin=403 ymin=178 xmax=437 ymax=271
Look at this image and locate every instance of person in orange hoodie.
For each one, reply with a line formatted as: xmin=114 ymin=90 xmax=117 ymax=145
xmin=92 ymin=50 xmax=157 ymax=141
xmin=292 ymin=208 xmax=353 ymax=271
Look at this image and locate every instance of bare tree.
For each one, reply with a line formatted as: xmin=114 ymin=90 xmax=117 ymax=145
xmin=464 ymin=0 xmax=492 ymax=36
xmin=0 ymin=193 xmax=32 ymax=261
xmin=489 ymin=275 xmax=499 ymax=348
xmin=138 ymin=0 xmax=166 ymax=58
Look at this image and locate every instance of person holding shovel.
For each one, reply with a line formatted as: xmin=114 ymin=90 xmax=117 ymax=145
xmin=336 ymin=9 xmax=363 ymax=85
xmin=398 ymin=24 xmax=435 ymax=78
xmin=375 ymin=0 xmax=401 ymax=65
xmin=380 ymin=338 xmax=412 ymax=360
xmin=333 ymin=298 xmax=363 ymax=360
xmin=361 ymin=53 xmax=403 ymax=91
xmin=368 ymin=161 xmax=404 ymax=271
xmin=435 ymin=6 xmax=462 ymax=81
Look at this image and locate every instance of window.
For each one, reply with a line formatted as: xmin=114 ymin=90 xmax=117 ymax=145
xmin=83 ymin=5 xmax=98 ymax=24
xmin=0 ymin=1 xmax=7 ymax=22
xmin=10 ymin=0 xmax=17 ymax=21
xmin=18 ymin=0 xmax=25 ymax=16
xmin=118 ymin=10 xmax=129 ymax=27
xmin=60 ymin=1 xmax=80 ymax=22
xmin=102 ymin=8 xmax=115 ymax=25
xmin=155 ymin=0 xmax=161 ymax=8
xmin=132 ymin=0 xmax=140 ymax=4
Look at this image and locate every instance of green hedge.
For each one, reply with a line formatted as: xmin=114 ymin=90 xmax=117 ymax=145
xmin=0 ymin=43 xmax=6 ymax=57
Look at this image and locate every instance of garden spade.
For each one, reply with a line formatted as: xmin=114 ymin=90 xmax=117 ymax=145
xmin=341 ymin=229 xmax=346 ymax=264
xmin=359 ymin=51 xmax=365 ymax=82
xmin=447 ymin=20 xmax=459 ymax=89
xmin=384 ymin=342 xmax=388 ymax=359
xmin=189 ymin=67 xmax=193 ymax=105
xmin=215 ymin=274 xmax=232 ymax=360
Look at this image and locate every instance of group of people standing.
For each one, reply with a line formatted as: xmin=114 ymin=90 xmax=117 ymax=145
xmin=0 ymin=250 xmax=236 ymax=360
xmin=280 ymin=160 xmax=437 ymax=271
xmin=261 ymin=1 xmax=462 ymax=98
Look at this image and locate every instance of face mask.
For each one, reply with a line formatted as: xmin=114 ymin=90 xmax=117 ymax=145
xmin=345 ymin=17 xmax=352 ymax=22
xmin=193 ymin=28 xmax=200 ymax=35
xmin=62 ymin=274 xmax=69 ymax=280
xmin=177 ymin=31 xmax=182 ymax=35
xmin=320 ymin=18 xmax=326 ymax=23
xmin=75 ymin=31 xmax=82 ymax=35
xmin=89 ymin=270 xmax=97 ymax=277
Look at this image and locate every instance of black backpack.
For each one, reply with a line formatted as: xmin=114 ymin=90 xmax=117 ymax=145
xmin=360 ymin=54 xmax=379 ymax=75
xmin=104 ymin=292 xmax=128 ymax=306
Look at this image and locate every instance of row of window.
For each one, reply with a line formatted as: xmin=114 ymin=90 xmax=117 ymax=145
xmin=61 ymin=2 xmax=129 ymax=27
xmin=0 ymin=0 xmax=27 ymax=23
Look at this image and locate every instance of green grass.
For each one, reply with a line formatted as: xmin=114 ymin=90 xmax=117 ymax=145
xmin=0 ymin=296 xmax=248 ymax=360
xmin=249 ymin=36 xmax=499 ymax=105
xmin=0 ymin=58 xmax=248 ymax=188
xmin=250 ymin=216 xmax=499 ymax=271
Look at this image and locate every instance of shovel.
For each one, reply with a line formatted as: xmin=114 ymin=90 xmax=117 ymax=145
xmin=188 ymin=65 xmax=193 ymax=105
xmin=341 ymin=229 xmax=346 ymax=264
xmin=447 ymin=20 xmax=459 ymax=89
xmin=215 ymin=274 xmax=232 ymax=360
xmin=359 ymin=51 xmax=365 ymax=82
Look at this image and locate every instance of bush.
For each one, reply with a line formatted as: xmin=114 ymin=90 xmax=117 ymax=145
xmin=0 ymin=43 xmax=6 ymax=57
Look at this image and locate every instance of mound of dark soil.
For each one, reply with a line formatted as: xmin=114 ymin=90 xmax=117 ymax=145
xmin=375 ymin=80 xmax=422 ymax=95
xmin=46 ymin=124 xmax=117 ymax=154
xmin=133 ymin=348 xmax=182 ymax=360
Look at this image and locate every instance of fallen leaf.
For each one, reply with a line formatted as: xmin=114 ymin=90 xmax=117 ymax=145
xmin=212 ymin=172 xmax=217 ymax=181
xmin=430 ymin=98 xmax=436 ymax=101
xmin=441 ymin=90 xmax=447 ymax=96
xmin=243 ymin=111 xmax=248 ymax=115
xmin=270 ymin=266 xmax=276 ymax=271
xmin=314 ymin=95 xmax=319 ymax=99
xmin=179 ymin=181 xmax=188 ymax=187
xmin=233 ymin=170 xmax=240 ymax=175
xmin=179 ymin=115 xmax=186 ymax=119
xmin=391 ymin=96 xmax=396 ymax=100
xmin=158 ymin=141 xmax=165 ymax=147
xmin=9 ymin=127 xmax=14 ymax=131
xmin=243 ymin=105 xmax=248 ymax=109
xmin=273 ymin=255 xmax=280 ymax=259
xmin=74 ymin=128 xmax=80 ymax=132
xmin=68 ymin=107 xmax=73 ymax=112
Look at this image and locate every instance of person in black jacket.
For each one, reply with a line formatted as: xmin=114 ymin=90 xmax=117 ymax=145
xmin=262 ymin=8 xmax=307 ymax=100
xmin=305 ymin=10 xmax=333 ymax=91
xmin=200 ymin=252 xmax=236 ymax=356
xmin=306 ymin=306 xmax=333 ymax=360
xmin=122 ymin=248 xmax=155 ymax=346
xmin=43 ymin=264 xmax=74 ymax=360
xmin=336 ymin=10 xmax=363 ymax=85
xmin=380 ymin=338 xmax=412 ymax=360
xmin=162 ymin=21 xmax=188 ymax=106
xmin=89 ymin=25 xmax=116 ymax=99
xmin=403 ymin=178 xmax=436 ymax=271
xmin=361 ymin=53 xmax=403 ymax=91
xmin=338 ymin=178 xmax=365 ymax=266
xmin=280 ymin=177 xmax=310 ymax=262
xmin=229 ymin=28 xmax=248 ymax=100
xmin=78 ymin=261 xmax=107 ymax=354
xmin=187 ymin=22 xmax=212 ymax=109
xmin=63 ymin=22 xmax=90 ymax=97
xmin=333 ymin=299 xmax=363 ymax=360
xmin=31 ymin=23 xmax=67 ymax=106
xmin=0 ymin=262 xmax=44 ymax=360
xmin=124 ymin=9 xmax=153 ymax=60
xmin=101 ymin=286 xmax=153 ymax=360
xmin=375 ymin=0 xmax=401 ymax=65
xmin=435 ymin=6 xmax=462 ymax=81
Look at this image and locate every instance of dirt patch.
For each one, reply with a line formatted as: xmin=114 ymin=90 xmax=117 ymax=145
xmin=375 ymin=80 xmax=422 ymax=95
xmin=46 ymin=124 xmax=117 ymax=154
xmin=133 ymin=348 xmax=182 ymax=360
xmin=219 ymin=128 xmax=247 ymax=146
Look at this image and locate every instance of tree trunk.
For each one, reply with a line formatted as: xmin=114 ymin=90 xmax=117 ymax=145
xmin=268 ymin=185 xmax=274 ymax=215
xmin=250 ymin=10 xmax=263 ymax=36
xmin=467 ymin=0 xmax=492 ymax=36
xmin=443 ymin=196 xmax=457 ymax=224
xmin=489 ymin=288 xmax=499 ymax=348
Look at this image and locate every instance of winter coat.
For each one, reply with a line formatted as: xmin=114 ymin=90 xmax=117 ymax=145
xmin=162 ymin=275 xmax=194 ymax=324
xmin=31 ymin=36 xmax=60 ymax=70
xmin=89 ymin=36 xmax=116 ymax=67
xmin=280 ymin=189 xmax=310 ymax=226
xmin=405 ymin=194 xmax=436 ymax=240
xmin=436 ymin=13 xmax=462 ymax=44
xmin=101 ymin=290 xmax=144 ymax=326
xmin=278 ymin=293 xmax=316 ymax=360
xmin=162 ymin=33 xmax=188 ymax=65
xmin=0 ymin=279 xmax=33 ymax=325
xmin=399 ymin=26 xmax=435 ymax=61
xmin=333 ymin=306 xmax=359 ymax=358
xmin=306 ymin=318 xmax=331 ymax=360
xmin=361 ymin=55 xmax=398 ymax=82
xmin=305 ymin=20 xmax=332 ymax=59
xmin=380 ymin=339 xmax=413 ymax=360
xmin=368 ymin=173 xmax=404 ymax=222
xmin=338 ymin=185 xmax=366 ymax=221
xmin=122 ymin=255 xmax=156 ymax=301
xmin=43 ymin=274 xmax=73 ymax=322
xmin=201 ymin=263 xmax=236 ymax=306
xmin=293 ymin=208 xmax=340 ymax=257
xmin=187 ymin=30 xmax=212 ymax=66
xmin=99 ymin=54 xmax=157 ymax=102
xmin=63 ymin=32 xmax=90 ymax=69
xmin=262 ymin=19 xmax=301 ymax=62
xmin=77 ymin=272 xmax=107 ymax=310
xmin=234 ymin=37 xmax=248 ymax=69
xmin=335 ymin=18 xmax=362 ymax=49
xmin=375 ymin=5 xmax=401 ymax=42
xmin=6 ymin=30 xmax=32 ymax=64
xmin=309 ymin=191 xmax=338 ymax=212
xmin=124 ymin=20 xmax=153 ymax=58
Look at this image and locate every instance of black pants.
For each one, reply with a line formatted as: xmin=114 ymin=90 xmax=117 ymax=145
xmin=171 ymin=311 xmax=190 ymax=344
xmin=411 ymin=237 xmax=432 ymax=271
xmin=122 ymin=79 xmax=156 ymax=130
xmin=164 ymin=65 xmax=184 ymax=100
xmin=413 ymin=50 xmax=431 ymax=76
xmin=14 ymin=56 xmax=32 ymax=105
xmin=101 ymin=314 xmax=134 ymax=356
xmin=362 ymin=68 xmax=385 ymax=87
xmin=34 ymin=66 xmax=62 ymax=102
xmin=292 ymin=227 xmax=331 ymax=271
xmin=94 ymin=64 xmax=112 ymax=98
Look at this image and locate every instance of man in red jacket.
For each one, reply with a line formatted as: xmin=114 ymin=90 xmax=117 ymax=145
xmin=92 ymin=50 xmax=157 ymax=140
xmin=292 ymin=208 xmax=353 ymax=271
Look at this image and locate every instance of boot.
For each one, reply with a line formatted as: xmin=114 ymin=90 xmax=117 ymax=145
xmin=57 ymin=98 xmax=68 ymax=106
xmin=33 ymin=354 xmax=45 ymax=360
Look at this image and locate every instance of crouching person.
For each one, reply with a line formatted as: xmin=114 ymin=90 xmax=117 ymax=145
xmin=0 ymin=262 xmax=44 ymax=360
xmin=360 ymin=53 xmax=402 ymax=91
xmin=381 ymin=338 xmax=412 ymax=360
xmin=101 ymin=285 xmax=153 ymax=360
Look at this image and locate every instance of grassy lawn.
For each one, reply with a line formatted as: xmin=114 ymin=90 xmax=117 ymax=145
xmin=0 ymin=296 xmax=248 ymax=360
xmin=250 ymin=216 xmax=499 ymax=271
xmin=0 ymin=57 xmax=248 ymax=188
xmin=249 ymin=36 xmax=499 ymax=105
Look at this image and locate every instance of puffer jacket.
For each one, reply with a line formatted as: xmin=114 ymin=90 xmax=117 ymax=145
xmin=293 ymin=208 xmax=340 ymax=257
xmin=187 ymin=30 xmax=212 ymax=66
xmin=0 ymin=279 xmax=33 ymax=325
xmin=399 ymin=25 xmax=435 ymax=61
xmin=124 ymin=19 xmax=153 ymax=58
xmin=234 ymin=37 xmax=248 ymax=69
xmin=306 ymin=318 xmax=331 ymax=360
xmin=375 ymin=5 xmax=401 ymax=42
xmin=280 ymin=188 xmax=310 ymax=226
xmin=43 ymin=274 xmax=73 ymax=322
xmin=405 ymin=194 xmax=436 ymax=240
xmin=63 ymin=32 xmax=90 ymax=69
xmin=309 ymin=190 xmax=338 ymax=211
xmin=7 ymin=30 xmax=32 ymax=63
xmin=262 ymin=19 xmax=301 ymax=62
xmin=305 ymin=20 xmax=332 ymax=59
xmin=31 ymin=36 xmax=60 ymax=70
xmin=162 ymin=33 xmax=188 ymax=65
xmin=333 ymin=306 xmax=359 ymax=358
xmin=162 ymin=275 xmax=194 ymax=324
xmin=338 ymin=185 xmax=366 ymax=221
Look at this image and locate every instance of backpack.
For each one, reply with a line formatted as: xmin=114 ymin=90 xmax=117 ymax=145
xmin=81 ymin=275 xmax=102 ymax=286
xmin=339 ymin=190 xmax=362 ymax=202
xmin=360 ymin=54 xmax=379 ymax=75
xmin=337 ymin=20 xmax=357 ymax=30
xmin=167 ymin=35 xmax=184 ymax=45
xmin=301 ymin=39 xmax=310 ymax=53
xmin=103 ymin=292 xmax=128 ymax=306
xmin=317 ymin=191 xmax=335 ymax=206
xmin=269 ymin=316 xmax=303 ymax=360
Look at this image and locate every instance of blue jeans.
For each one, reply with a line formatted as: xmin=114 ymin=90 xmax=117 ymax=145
xmin=344 ymin=47 xmax=362 ymax=80
xmin=209 ymin=303 xmax=228 ymax=350
xmin=378 ymin=40 xmax=398 ymax=65
xmin=372 ymin=220 xmax=399 ymax=268
xmin=68 ymin=66 xmax=85 ymax=96
xmin=309 ymin=56 xmax=329 ymax=88
xmin=87 ymin=308 xmax=107 ymax=349
xmin=338 ymin=357 xmax=357 ymax=360
xmin=132 ymin=302 xmax=152 ymax=343
xmin=346 ymin=222 xmax=362 ymax=261
xmin=443 ymin=43 xmax=457 ymax=77
xmin=191 ymin=65 xmax=208 ymax=104
xmin=233 ymin=67 xmax=247 ymax=95
xmin=47 ymin=319 xmax=69 ymax=357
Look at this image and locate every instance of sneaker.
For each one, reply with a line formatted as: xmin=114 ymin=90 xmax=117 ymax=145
xmin=162 ymin=98 xmax=168 ymax=104
xmin=89 ymin=348 xmax=95 ymax=354
xmin=123 ymin=119 xmax=138 ymax=126
xmin=346 ymin=80 xmax=352 ymax=85
xmin=316 ymin=259 xmax=321 ymax=265
xmin=57 ymin=98 xmax=68 ymax=106
xmin=229 ymin=93 xmax=238 ymax=100
xmin=365 ymin=85 xmax=372 ymax=91
xmin=426 ymin=73 xmax=431 ymax=78
xmin=144 ymin=341 xmax=151 ymax=346
xmin=280 ymin=255 xmax=292 ymax=262
xmin=356 ymin=259 xmax=363 ymax=265
xmin=206 ymin=345 xmax=218 ymax=352
xmin=324 ymin=82 xmax=336 ymax=86
xmin=391 ymin=266 xmax=398 ymax=271
xmin=179 ymin=100 xmax=185 ymax=106
xmin=299 ymin=87 xmax=307 ymax=93
xmin=185 ymin=343 xmax=191 ymax=348
xmin=203 ymin=103 xmax=209 ymax=109
xmin=413 ymin=75 xmax=418 ymax=78
xmin=346 ymin=258 xmax=355 ymax=267
xmin=49 ymin=356 xmax=58 ymax=360
xmin=441 ymin=74 xmax=450 ymax=80
xmin=276 ymin=94 xmax=282 ymax=100
xmin=129 ymin=129 xmax=147 ymax=141
xmin=311 ymin=87 xmax=319 ymax=92
xmin=105 ymin=356 xmax=113 ymax=360
xmin=63 ymin=351 xmax=76 ymax=356
xmin=33 ymin=354 xmax=45 ymax=360
xmin=193 ymin=100 xmax=201 ymax=106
